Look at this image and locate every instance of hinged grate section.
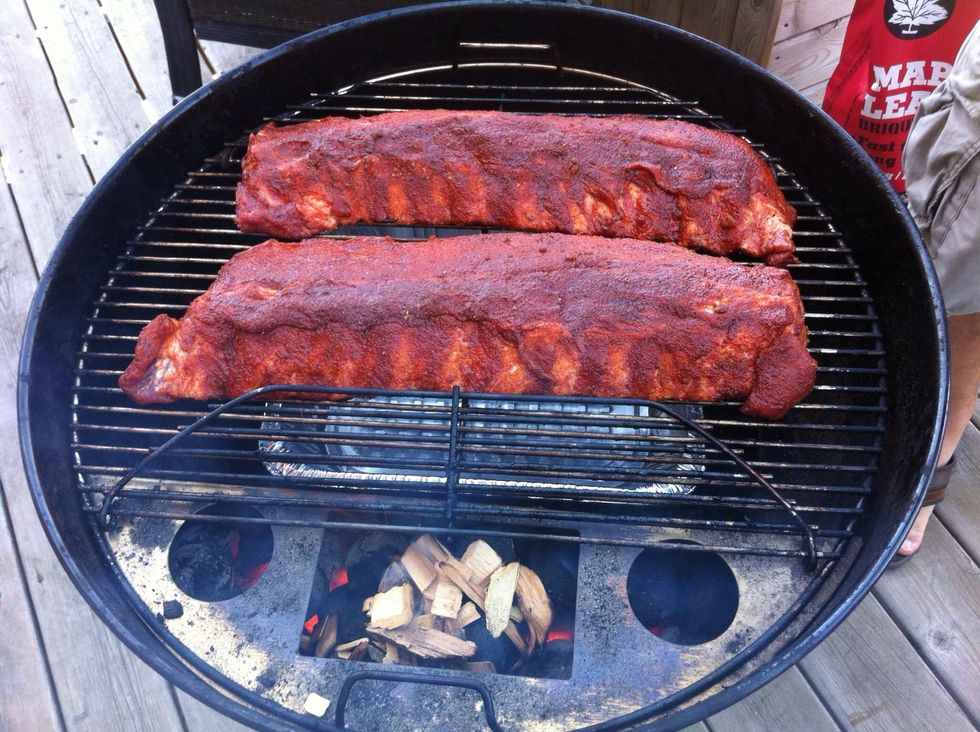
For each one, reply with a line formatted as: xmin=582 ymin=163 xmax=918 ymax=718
xmin=95 ymin=384 xmax=820 ymax=565
xmin=72 ymin=64 xmax=885 ymax=567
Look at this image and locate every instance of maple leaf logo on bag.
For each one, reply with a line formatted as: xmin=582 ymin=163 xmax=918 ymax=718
xmin=885 ymin=0 xmax=954 ymax=39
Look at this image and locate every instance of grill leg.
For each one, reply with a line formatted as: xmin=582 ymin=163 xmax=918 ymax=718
xmin=153 ymin=0 xmax=204 ymax=103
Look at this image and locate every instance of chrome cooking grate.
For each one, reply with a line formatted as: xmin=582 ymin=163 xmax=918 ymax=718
xmin=72 ymin=64 xmax=885 ymax=567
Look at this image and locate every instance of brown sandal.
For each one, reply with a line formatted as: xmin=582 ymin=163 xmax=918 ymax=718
xmin=888 ymin=455 xmax=956 ymax=568
xmin=921 ymin=456 xmax=956 ymax=507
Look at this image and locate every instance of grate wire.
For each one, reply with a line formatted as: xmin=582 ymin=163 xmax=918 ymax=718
xmin=73 ymin=65 xmax=885 ymax=565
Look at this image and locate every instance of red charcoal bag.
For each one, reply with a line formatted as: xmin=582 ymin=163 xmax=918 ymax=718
xmin=822 ymin=0 xmax=977 ymax=192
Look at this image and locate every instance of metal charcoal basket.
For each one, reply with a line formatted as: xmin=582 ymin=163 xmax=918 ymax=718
xmin=261 ymin=397 xmax=702 ymax=494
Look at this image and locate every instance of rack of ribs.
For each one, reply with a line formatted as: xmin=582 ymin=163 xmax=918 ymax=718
xmin=235 ymin=110 xmax=797 ymax=266
xmin=119 ymin=233 xmax=816 ymax=419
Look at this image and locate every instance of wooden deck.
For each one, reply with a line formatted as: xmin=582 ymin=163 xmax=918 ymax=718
xmin=0 ymin=2 xmax=977 ymax=730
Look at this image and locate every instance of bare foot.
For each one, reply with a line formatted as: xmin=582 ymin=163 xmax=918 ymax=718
xmin=899 ymin=504 xmax=936 ymax=556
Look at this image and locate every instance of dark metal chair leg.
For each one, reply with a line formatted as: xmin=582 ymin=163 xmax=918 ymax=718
xmin=153 ymin=0 xmax=204 ymax=103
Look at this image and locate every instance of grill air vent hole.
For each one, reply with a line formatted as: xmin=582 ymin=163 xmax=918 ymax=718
xmin=626 ymin=540 xmax=738 ymax=645
xmin=168 ymin=504 xmax=274 ymax=602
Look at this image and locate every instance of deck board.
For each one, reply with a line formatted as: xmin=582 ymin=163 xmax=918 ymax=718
xmin=175 ymin=689 xmax=253 ymax=732
xmin=0 ymin=177 xmax=63 ymax=732
xmin=799 ymin=597 xmax=975 ymax=732
xmin=100 ymin=0 xmax=210 ymax=120
xmin=0 ymin=2 xmax=978 ymax=730
xmin=937 ymin=422 xmax=980 ymax=564
xmin=0 ymin=0 xmax=92 ymax=267
xmin=0 ymin=199 xmax=185 ymax=732
xmin=874 ymin=523 xmax=980 ymax=725
xmin=774 ymin=0 xmax=854 ymax=42
xmin=799 ymin=78 xmax=829 ymax=105
xmin=24 ymin=0 xmax=150 ymax=179
xmin=706 ymin=666 xmax=840 ymax=731
xmin=199 ymin=39 xmax=264 ymax=75
xmin=767 ymin=14 xmax=849 ymax=93
xmin=0 ymin=1 xmax=186 ymax=729
xmin=0 ymin=480 xmax=64 ymax=732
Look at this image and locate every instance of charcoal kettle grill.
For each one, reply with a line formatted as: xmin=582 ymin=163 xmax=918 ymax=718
xmin=19 ymin=2 xmax=947 ymax=730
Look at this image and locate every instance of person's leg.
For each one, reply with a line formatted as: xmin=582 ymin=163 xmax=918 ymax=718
xmin=899 ymin=311 xmax=980 ymax=556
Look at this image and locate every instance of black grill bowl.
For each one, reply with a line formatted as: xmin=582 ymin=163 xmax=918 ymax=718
xmin=19 ymin=2 xmax=946 ymax=730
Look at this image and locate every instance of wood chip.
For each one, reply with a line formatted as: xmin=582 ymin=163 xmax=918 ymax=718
xmin=443 ymin=554 xmax=472 ymax=576
xmin=303 ymin=693 xmax=330 ymax=717
xmin=516 ymin=565 xmax=554 ymax=650
xmin=457 ymin=602 xmax=480 ymax=627
xmin=362 ymin=596 xmax=374 ymax=614
xmin=438 ymin=561 xmax=526 ymax=654
xmin=443 ymin=617 xmax=466 ymax=640
xmin=378 ymin=561 xmax=411 ymax=592
xmin=335 ymin=637 xmax=370 ymax=654
xmin=412 ymin=534 xmax=453 ymax=563
xmin=504 ymin=623 xmax=528 ymax=656
xmin=383 ymin=641 xmax=400 ymax=664
xmin=299 ymin=632 xmax=312 ymax=655
xmin=314 ymin=614 xmax=339 ymax=658
xmin=334 ymin=637 xmax=369 ymax=661
xmin=461 ymin=540 xmax=503 ymax=585
xmin=398 ymin=650 xmax=417 ymax=666
xmin=369 ymin=583 xmax=414 ymax=630
xmin=401 ymin=545 xmax=439 ymax=592
xmin=367 ymin=642 xmax=386 ymax=663
xmin=368 ymin=625 xmax=478 ymax=659
xmin=485 ymin=562 xmax=520 ymax=638
xmin=413 ymin=535 xmax=470 ymax=576
xmin=438 ymin=562 xmax=488 ymax=606
xmin=413 ymin=613 xmax=440 ymax=630
xmin=431 ymin=579 xmax=464 ymax=619
xmin=465 ymin=661 xmax=496 ymax=673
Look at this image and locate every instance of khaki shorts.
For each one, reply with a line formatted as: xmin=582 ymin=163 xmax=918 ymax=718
xmin=903 ymin=22 xmax=980 ymax=316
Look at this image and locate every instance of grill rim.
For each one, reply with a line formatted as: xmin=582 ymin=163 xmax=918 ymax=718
xmin=18 ymin=2 xmax=948 ymax=730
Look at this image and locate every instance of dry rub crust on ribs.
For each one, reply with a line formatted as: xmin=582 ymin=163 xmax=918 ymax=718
xmin=235 ymin=110 xmax=797 ymax=266
xmin=119 ymin=234 xmax=816 ymax=419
